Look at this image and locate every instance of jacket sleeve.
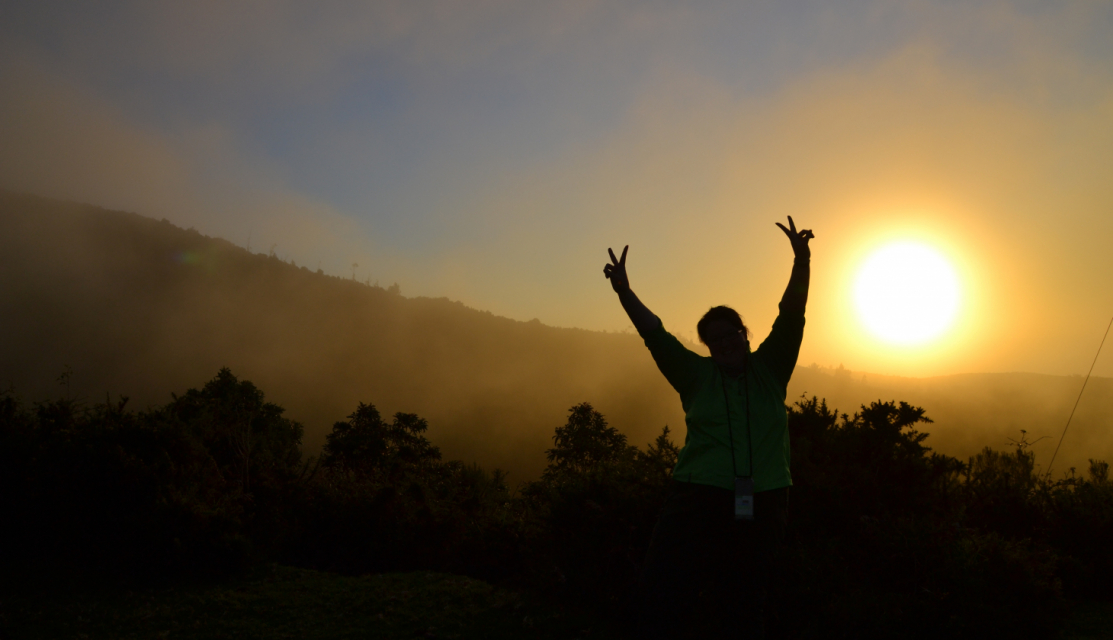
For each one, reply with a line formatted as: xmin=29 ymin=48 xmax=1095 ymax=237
xmin=641 ymin=320 xmax=703 ymax=397
xmin=756 ymin=258 xmax=808 ymax=388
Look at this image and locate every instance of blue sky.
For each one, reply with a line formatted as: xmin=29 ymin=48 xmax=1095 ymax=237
xmin=2 ymin=1 xmax=1112 ymax=377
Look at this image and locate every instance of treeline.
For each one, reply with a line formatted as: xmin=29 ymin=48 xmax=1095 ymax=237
xmin=2 ymin=370 xmax=1111 ymax=639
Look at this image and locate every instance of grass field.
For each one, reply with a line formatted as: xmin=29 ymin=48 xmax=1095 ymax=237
xmin=2 ymin=565 xmax=1110 ymax=639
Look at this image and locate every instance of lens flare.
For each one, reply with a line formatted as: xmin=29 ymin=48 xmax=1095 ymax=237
xmin=853 ymin=242 xmax=960 ymax=345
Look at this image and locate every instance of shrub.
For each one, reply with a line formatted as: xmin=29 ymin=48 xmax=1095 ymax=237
xmin=517 ymin=403 xmax=677 ymax=612
xmin=292 ymin=402 xmax=520 ymax=579
xmin=0 ymin=369 xmax=306 ymax=582
xmin=5 ymin=372 xmax=1108 ymax=639
xmin=778 ymin=396 xmax=1068 ymax=639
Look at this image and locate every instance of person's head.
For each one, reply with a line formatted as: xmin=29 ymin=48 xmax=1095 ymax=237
xmin=697 ymin=306 xmax=750 ymax=369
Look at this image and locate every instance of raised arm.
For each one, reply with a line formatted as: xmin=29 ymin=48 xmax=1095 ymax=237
xmin=757 ymin=217 xmax=814 ymax=386
xmin=774 ymin=217 xmax=813 ymax=315
xmin=603 ymin=245 xmax=660 ymax=336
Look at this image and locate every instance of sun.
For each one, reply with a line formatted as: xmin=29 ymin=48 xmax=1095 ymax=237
xmin=853 ymin=242 xmax=960 ymax=345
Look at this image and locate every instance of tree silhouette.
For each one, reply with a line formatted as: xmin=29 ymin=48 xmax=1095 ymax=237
xmin=161 ymin=368 xmax=303 ymax=494
xmin=323 ymin=402 xmax=441 ymax=479
xmin=544 ymin=402 xmax=631 ymax=479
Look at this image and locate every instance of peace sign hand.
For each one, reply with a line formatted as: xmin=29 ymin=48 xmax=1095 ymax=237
xmin=775 ymin=216 xmax=815 ymax=259
xmin=603 ymin=245 xmax=630 ymax=293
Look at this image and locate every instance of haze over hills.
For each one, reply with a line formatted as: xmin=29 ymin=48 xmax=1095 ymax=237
xmin=788 ymin=365 xmax=1113 ymax=477
xmin=0 ymin=191 xmax=686 ymax=482
xmin=2 ymin=190 xmax=1110 ymax=480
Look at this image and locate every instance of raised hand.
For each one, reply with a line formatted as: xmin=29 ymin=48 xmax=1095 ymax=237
xmin=775 ymin=216 xmax=814 ymax=259
xmin=603 ymin=245 xmax=630 ymax=293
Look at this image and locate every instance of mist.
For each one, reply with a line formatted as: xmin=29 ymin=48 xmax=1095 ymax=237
xmin=788 ymin=364 xmax=1113 ymax=480
xmin=3 ymin=191 xmax=1109 ymax=482
xmin=0 ymin=192 xmax=689 ymax=482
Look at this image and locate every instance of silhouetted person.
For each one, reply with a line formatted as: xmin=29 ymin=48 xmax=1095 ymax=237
xmin=604 ymin=217 xmax=813 ymax=639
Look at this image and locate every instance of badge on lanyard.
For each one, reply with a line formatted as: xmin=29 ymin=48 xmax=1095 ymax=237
xmin=734 ymin=476 xmax=754 ymax=521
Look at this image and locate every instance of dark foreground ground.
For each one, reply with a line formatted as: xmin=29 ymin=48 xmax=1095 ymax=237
xmin=0 ymin=566 xmax=620 ymax=640
xmin=1068 ymin=602 xmax=1113 ymax=640
xmin=2 ymin=566 xmax=1111 ymax=640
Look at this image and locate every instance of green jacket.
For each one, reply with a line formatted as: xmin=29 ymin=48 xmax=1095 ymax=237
xmin=641 ymin=274 xmax=807 ymax=492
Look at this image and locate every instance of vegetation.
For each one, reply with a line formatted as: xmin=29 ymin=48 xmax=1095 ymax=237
xmin=3 ymin=566 xmax=616 ymax=640
xmin=3 ymin=369 xmax=1112 ymax=638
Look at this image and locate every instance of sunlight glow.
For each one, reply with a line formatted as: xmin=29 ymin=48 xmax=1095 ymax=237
xmin=853 ymin=242 xmax=960 ymax=345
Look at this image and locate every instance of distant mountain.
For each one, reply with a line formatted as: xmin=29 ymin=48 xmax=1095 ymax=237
xmin=2 ymin=191 xmax=1109 ymax=479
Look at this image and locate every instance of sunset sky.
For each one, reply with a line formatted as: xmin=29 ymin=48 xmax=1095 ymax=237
xmin=2 ymin=1 xmax=1111 ymax=378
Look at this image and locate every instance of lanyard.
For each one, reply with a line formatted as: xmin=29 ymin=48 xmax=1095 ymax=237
xmin=720 ymin=365 xmax=753 ymax=478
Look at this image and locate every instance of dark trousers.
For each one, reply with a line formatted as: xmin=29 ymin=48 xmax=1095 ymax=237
xmin=634 ymin=481 xmax=789 ymax=640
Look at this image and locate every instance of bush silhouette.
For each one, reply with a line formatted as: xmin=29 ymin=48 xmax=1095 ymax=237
xmin=515 ymin=402 xmax=677 ymax=612
xmin=4 ymin=370 xmax=1111 ymax=638
xmin=0 ymin=369 xmax=306 ymax=580
xmin=293 ymin=401 xmax=521 ymax=578
xmin=778 ymin=395 xmax=1066 ymax=639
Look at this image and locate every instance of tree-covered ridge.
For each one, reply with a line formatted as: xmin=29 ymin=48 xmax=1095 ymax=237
xmin=3 ymin=368 xmax=1111 ymax=638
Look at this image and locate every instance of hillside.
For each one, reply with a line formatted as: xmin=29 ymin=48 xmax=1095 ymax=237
xmin=2 ymin=190 xmax=1109 ymax=479
xmin=0 ymin=191 xmax=683 ymax=482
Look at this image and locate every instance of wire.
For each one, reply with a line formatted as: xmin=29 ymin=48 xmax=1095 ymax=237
xmin=1046 ymin=313 xmax=1113 ymax=478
